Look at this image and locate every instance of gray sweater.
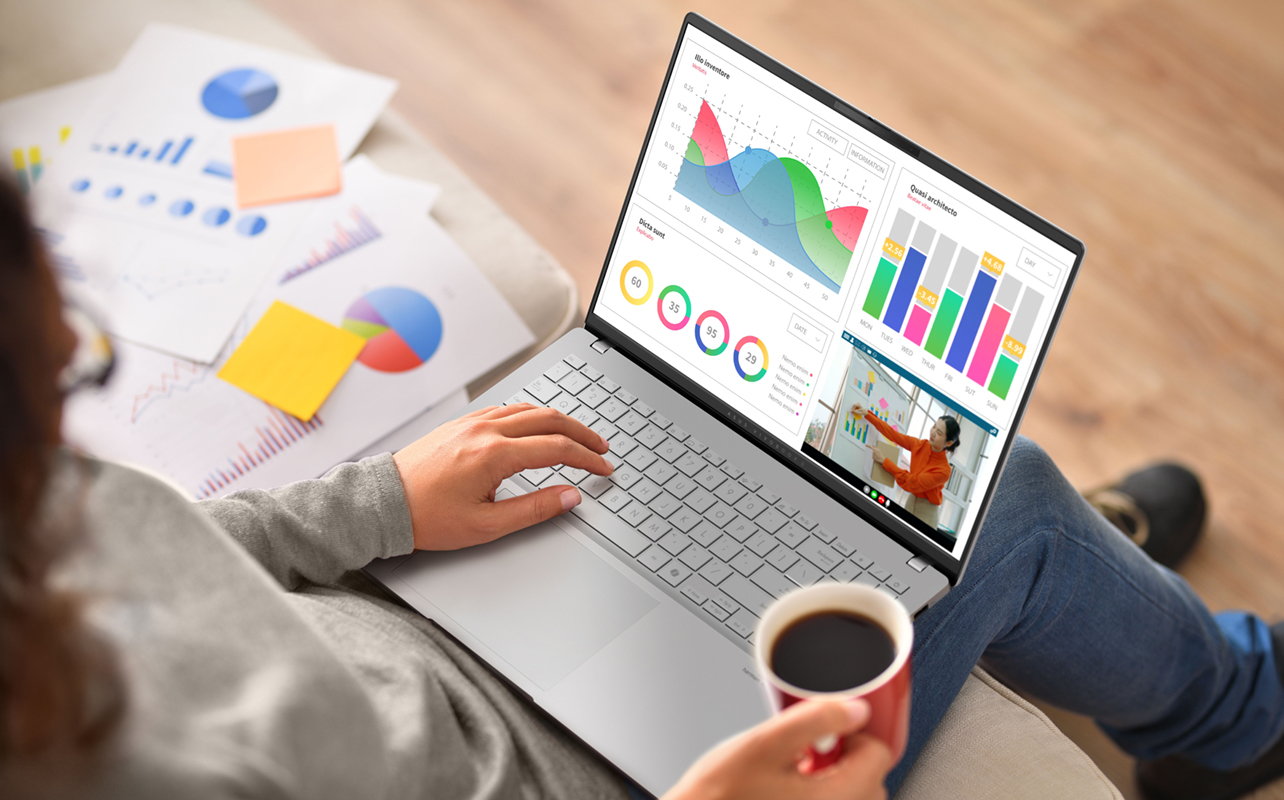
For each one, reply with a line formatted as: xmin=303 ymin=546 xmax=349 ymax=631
xmin=51 ymin=452 xmax=630 ymax=800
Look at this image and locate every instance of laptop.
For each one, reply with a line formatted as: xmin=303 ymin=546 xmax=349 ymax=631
xmin=368 ymin=12 xmax=1084 ymax=795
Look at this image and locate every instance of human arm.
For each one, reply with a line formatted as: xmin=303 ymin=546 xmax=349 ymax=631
xmin=892 ymin=459 xmax=951 ymax=496
xmin=662 ymin=698 xmax=893 ymax=800
xmin=860 ymin=409 xmax=917 ymax=451
xmin=198 ymin=403 xmax=612 ymax=590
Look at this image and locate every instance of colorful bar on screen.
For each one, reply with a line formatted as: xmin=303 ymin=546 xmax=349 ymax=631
xmin=988 ymin=355 xmax=1019 ymax=399
xmin=925 ymin=289 xmax=963 ymax=358
xmin=884 ymin=221 xmax=935 ymax=332
xmin=967 ymin=304 xmax=1011 ymax=384
xmin=862 ymin=258 xmax=899 ymax=318
xmin=945 ymin=271 xmax=996 ymax=372
xmin=904 ymin=304 xmax=931 ymax=345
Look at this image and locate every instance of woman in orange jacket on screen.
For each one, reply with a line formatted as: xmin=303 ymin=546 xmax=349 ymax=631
xmin=850 ymin=401 xmax=961 ymax=529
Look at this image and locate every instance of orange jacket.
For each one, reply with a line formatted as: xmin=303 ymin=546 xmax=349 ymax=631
xmin=865 ymin=411 xmax=952 ymax=505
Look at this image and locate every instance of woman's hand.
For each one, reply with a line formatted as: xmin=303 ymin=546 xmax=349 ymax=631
xmin=662 ymin=698 xmax=894 ymax=800
xmin=850 ymin=402 xmax=868 ymax=418
xmin=392 ymin=403 xmax=613 ymax=551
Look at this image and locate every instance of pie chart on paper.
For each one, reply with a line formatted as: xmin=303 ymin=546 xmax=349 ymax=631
xmin=341 ymin=287 xmax=443 ymax=373
xmin=201 ymin=68 xmax=279 ymax=119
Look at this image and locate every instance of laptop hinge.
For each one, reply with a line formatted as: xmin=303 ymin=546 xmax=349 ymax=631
xmin=590 ymin=339 xmax=612 ymax=354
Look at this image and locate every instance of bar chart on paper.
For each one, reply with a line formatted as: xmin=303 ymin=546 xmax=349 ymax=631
xmin=859 ymin=207 xmax=1047 ymax=401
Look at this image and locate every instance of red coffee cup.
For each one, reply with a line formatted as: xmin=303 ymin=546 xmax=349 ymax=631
xmin=754 ymin=582 xmax=913 ymax=769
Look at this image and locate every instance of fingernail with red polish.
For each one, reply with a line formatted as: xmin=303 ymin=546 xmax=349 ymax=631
xmin=561 ymin=487 xmax=582 ymax=511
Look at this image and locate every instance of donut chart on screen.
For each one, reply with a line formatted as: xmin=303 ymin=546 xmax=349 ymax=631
xmin=620 ymin=260 xmax=653 ymax=305
xmin=342 ymin=287 xmax=442 ymax=373
xmin=656 ymin=285 xmax=691 ymax=330
xmin=695 ymin=310 xmax=729 ymax=355
xmin=733 ymin=336 xmax=769 ymax=382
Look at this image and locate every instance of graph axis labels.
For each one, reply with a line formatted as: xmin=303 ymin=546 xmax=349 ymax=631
xmin=694 ymin=310 xmax=729 ymax=356
xmin=734 ymin=336 xmax=769 ymax=382
xmin=656 ymin=284 xmax=691 ymax=330
xmin=620 ymin=259 xmax=654 ymax=305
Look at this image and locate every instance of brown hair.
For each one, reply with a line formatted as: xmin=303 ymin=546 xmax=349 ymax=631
xmin=0 ymin=178 xmax=123 ymax=774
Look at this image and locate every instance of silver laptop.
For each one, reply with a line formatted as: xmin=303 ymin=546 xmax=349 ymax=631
xmin=368 ymin=13 xmax=1084 ymax=795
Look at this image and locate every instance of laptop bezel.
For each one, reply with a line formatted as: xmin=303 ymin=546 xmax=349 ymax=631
xmin=584 ymin=12 xmax=1085 ymax=585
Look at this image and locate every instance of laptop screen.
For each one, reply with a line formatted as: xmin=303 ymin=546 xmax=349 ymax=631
xmin=589 ymin=17 xmax=1081 ymax=566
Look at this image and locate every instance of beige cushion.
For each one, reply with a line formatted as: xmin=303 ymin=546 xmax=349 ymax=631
xmin=896 ymin=668 xmax=1122 ymax=800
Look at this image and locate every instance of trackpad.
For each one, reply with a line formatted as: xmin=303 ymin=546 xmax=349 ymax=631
xmin=393 ymin=518 xmax=657 ymax=690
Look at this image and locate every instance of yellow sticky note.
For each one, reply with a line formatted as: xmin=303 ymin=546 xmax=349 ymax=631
xmin=232 ymin=124 xmax=342 ymax=208
xmin=218 ymin=301 xmax=365 ymax=420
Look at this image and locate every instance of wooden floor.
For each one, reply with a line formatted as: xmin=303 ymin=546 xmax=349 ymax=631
xmin=257 ymin=0 xmax=1284 ymax=794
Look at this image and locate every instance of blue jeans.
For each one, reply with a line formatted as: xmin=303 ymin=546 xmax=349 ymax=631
xmin=887 ymin=436 xmax=1284 ymax=793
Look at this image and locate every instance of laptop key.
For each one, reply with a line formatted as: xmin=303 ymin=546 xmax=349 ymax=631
xmin=706 ymin=501 xmax=736 ymax=528
xmin=524 ymin=377 xmax=560 ymax=403
xmin=852 ymin=572 xmax=880 ymax=588
xmin=745 ymin=530 xmax=778 ymax=557
xmin=616 ymin=410 xmax=648 ymax=436
xmin=508 ymin=390 xmax=540 ymax=406
xmin=776 ymin=521 xmax=809 ymax=549
xmin=679 ymin=574 xmax=714 ymax=606
xmin=558 ymin=371 xmax=592 ymax=396
xmin=682 ymin=488 xmax=715 ymax=514
xmin=644 ymin=460 xmax=678 ymax=486
xmin=636 ymin=424 xmax=666 ymax=449
xmin=684 ymin=437 xmax=708 ymax=454
xmin=830 ymin=561 xmax=862 ymax=582
xmin=738 ymin=474 xmax=763 ymax=492
xmin=570 ymin=498 xmax=650 ymax=557
xmin=726 ymin=609 xmax=757 ymax=638
xmin=656 ymin=439 xmax=687 ymax=464
xmin=721 ymin=463 xmax=744 ymax=480
xmin=694 ymin=465 xmax=727 ymax=491
xmin=793 ymin=513 xmax=818 ymax=531
xmin=709 ymin=535 xmax=743 ymax=562
xmin=665 ymin=474 xmax=697 ymax=499
xmin=649 ymin=412 xmax=672 ymax=429
xmin=886 ymin=577 xmax=909 ymax=594
xmin=609 ymin=466 xmax=643 ymax=490
xmin=599 ymin=486 xmax=632 ymax=512
xmin=755 ymin=508 xmax=789 ymax=534
xmin=619 ymin=500 xmax=652 ymax=527
xmin=775 ymin=501 xmax=799 ymax=517
xmin=869 ymin=566 xmax=893 ymax=582
xmin=785 ymin=559 xmax=825 ymax=586
xmin=733 ymin=494 xmax=768 ymax=520
xmin=639 ymin=517 xmax=673 ymax=541
xmin=648 ymin=492 xmax=682 ymax=519
xmin=713 ymin=480 xmax=747 ymax=506
xmin=559 ymin=466 xmax=590 ymax=484
xmin=581 ymin=364 xmax=603 ymax=381
xmin=521 ymin=467 xmax=555 ymax=485
xmin=658 ymin=530 xmax=691 ymax=556
xmin=596 ymin=396 xmax=629 ymax=422
xmin=666 ymin=424 xmax=689 ymax=442
xmin=543 ymin=361 xmax=573 ymax=382
xmin=590 ymin=420 xmax=619 ymax=442
xmin=758 ymin=489 xmax=782 ymax=505
xmin=699 ymin=559 xmax=734 ymax=586
xmin=851 ymin=552 xmax=874 ymax=570
xmin=668 ymin=506 xmax=701 ymax=533
xmin=750 ymin=564 xmax=796 ymax=598
xmin=703 ymin=450 xmax=726 ymax=467
xmin=832 ymin=538 xmax=856 ymax=557
xmin=730 ymin=550 xmax=764 ymax=577
xmin=578 ymin=474 xmax=613 ymax=499
xmin=689 ymin=520 xmax=722 ymax=548
xmin=631 ymin=400 xmax=654 ymax=417
xmin=570 ymin=406 xmax=600 ymax=428
xmin=659 ymin=561 xmax=693 ymax=587
xmin=796 ymin=538 xmax=841 ymax=572
xmin=563 ymin=353 xmax=587 ymax=370
xmin=624 ymin=447 xmax=658 ymax=471
xmin=722 ymin=574 xmax=774 ymax=616
xmin=614 ymin=388 xmax=637 ymax=405
xmin=639 ymin=544 xmax=671 ymax=572
xmin=679 ymin=544 xmax=712 ymax=569
xmin=597 ymin=376 xmax=620 ymax=393
xmin=674 ymin=452 xmax=705 ymax=477
xmin=702 ymin=600 xmax=732 ymax=621
xmin=765 ymin=545 xmax=799 ymax=572
xmin=723 ymin=516 xmax=759 ymax=543
xmin=811 ymin=525 xmax=836 ymax=544
xmin=578 ymin=384 xmax=610 ymax=409
xmin=629 ymin=478 xmax=663 ymax=504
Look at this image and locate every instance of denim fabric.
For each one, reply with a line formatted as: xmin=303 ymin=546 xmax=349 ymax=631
xmin=887 ymin=436 xmax=1284 ymax=793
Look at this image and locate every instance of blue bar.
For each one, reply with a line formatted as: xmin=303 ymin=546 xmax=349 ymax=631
xmin=882 ymin=247 xmax=927 ymax=333
xmin=124 ymin=141 xmax=138 ymax=155
xmin=140 ymin=149 xmax=150 ymax=158
xmin=107 ymin=144 xmax=119 ymax=153
xmin=155 ymin=141 xmax=173 ymax=161
xmin=170 ymin=137 xmax=193 ymax=165
xmin=202 ymin=160 xmax=234 ymax=179
xmin=945 ymin=271 xmax=997 ymax=372
xmin=842 ymin=331 xmax=998 ymax=436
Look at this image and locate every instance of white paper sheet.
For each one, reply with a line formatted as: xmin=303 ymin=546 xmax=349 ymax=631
xmin=31 ymin=24 xmax=398 ymax=363
xmin=64 ymin=156 xmax=532 ymax=499
xmin=0 ymin=74 xmax=110 ymax=196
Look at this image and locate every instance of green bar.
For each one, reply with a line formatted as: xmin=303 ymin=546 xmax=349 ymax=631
xmin=988 ymin=354 xmax=1019 ymax=399
xmin=862 ymin=258 xmax=899 ymax=319
xmin=924 ymin=288 xmax=964 ymax=358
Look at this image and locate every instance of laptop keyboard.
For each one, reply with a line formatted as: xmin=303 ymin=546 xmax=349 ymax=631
xmin=506 ymin=353 xmax=909 ymax=645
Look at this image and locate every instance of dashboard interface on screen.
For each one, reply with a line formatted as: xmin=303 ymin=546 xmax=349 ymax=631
xmin=592 ymin=23 xmax=1077 ymax=558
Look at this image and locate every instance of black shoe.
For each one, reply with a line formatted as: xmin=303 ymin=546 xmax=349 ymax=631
xmin=1135 ymin=622 xmax=1284 ymax=800
xmin=1083 ymin=462 xmax=1206 ymax=568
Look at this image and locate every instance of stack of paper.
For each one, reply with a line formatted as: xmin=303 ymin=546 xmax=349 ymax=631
xmin=1 ymin=24 xmax=536 ymax=498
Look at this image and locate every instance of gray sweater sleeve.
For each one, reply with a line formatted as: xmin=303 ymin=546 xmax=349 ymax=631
xmin=196 ymin=452 xmax=415 ymax=590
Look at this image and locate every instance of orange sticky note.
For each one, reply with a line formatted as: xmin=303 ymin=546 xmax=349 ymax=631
xmin=232 ymin=124 xmax=342 ymax=208
xmin=217 ymin=301 xmax=365 ymax=420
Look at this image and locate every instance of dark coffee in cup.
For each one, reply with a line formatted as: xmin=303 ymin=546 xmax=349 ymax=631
xmin=770 ymin=610 xmax=896 ymax=693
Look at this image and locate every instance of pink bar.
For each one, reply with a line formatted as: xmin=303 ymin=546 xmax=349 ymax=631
xmin=967 ymin=305 xmax=1012 ymax=384
xmin=904 ymin=304 xmax=932 ymax=346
